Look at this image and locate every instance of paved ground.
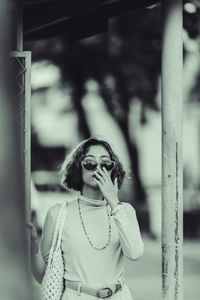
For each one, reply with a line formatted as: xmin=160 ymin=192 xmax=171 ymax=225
xmin=124 ymin=234 xmax=200 ymax=300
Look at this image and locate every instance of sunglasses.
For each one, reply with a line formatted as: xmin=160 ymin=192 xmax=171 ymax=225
xmin=81 ymin=158 xmax=115 ymax=171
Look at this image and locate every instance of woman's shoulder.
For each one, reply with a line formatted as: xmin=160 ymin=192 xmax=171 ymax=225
xmin=121 ymin=202 xmax=135 ymax=208
xmin=47 ymin=197 xmax=76 ymax=220
xmin=120 ymin=202 xmax=136 ymax=213
xmin=48 ymin=203 xmax=62 ymax=220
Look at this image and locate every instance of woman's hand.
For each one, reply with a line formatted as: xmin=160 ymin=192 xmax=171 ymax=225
xmin=27 ymin=222 xmax=46 ymax=283
xmin=26 ymin=222 xmax=39 ymax=255
xmin=93 ymin=166 xmax=120 ymax=210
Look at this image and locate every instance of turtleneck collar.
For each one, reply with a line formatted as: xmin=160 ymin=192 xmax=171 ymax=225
xmin=77 ymin=192 xmax=107 ymax=207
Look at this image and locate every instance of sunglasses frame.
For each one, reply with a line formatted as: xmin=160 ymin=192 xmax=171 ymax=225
xmin=81 ymin=158 xmax=115 ymax=172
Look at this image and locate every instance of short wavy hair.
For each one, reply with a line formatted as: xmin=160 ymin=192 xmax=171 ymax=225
xmin=60 ymin=136 xmax=126 ymax=191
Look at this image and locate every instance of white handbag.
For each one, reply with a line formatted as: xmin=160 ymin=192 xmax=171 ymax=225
xmin=41 ymin=201 xmax=67 ymax=300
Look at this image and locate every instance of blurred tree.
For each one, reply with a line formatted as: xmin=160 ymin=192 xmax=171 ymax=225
xmin=27 ymin=2 xmax=200 ymax=204
xmin=183 ymin=0 xmax=200 ymax=40
xmin=67 ymin=7 xmax=160 ymax=204
xmin=183 ymin=0 xmax=200 ymax=103
xmin=26 ymin=6 xmax=162 ymax=205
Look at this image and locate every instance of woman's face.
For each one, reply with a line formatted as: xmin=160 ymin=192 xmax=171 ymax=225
xmin=81 ymin=144 xmax=113 ymax=189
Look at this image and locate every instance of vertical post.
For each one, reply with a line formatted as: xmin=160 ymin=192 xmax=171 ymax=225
xmin=16 ymin=2 xmax=32 ymax=267
xmin=24 ymin=51 xmax=32 ymax=273
xmin=0 ymin=1 xmax=31 ymax=299
xmin=161 ymin=0 xmax=183 ymax=299
xmin=17 ymin=2 xmax=23 ymax=51
xmin=15 ymin=1 xmax=32 ymax=274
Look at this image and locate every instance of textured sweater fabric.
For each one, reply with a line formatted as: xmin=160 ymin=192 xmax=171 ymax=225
xmin=41 ymin=194 xmax=144 ymax=299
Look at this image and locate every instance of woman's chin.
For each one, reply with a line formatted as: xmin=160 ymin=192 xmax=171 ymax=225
xmin=89 ymin=179 xmax=99 ymax=189
xmin=92 ymin=181 xmax=99 ymax=188
xmin=83 ymin=177 xmax=100 ymax=189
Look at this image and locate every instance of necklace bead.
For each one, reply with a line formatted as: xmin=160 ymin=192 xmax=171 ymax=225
xmin=78 ymin=199 xmax=112 ymax=250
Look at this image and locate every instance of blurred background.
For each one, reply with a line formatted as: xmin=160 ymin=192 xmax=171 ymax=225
xmin=22 ymin=1 xmax=200 ymax=299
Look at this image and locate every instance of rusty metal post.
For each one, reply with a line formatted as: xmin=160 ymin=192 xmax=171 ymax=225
xmin=161 ymin=0 xmax=183 ymax=299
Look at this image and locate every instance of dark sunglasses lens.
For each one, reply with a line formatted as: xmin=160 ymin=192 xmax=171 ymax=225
xmin=100 ymin=161 xmax=114 ymax=171
xmin=83 ymin=161 xmax=97 ymax=171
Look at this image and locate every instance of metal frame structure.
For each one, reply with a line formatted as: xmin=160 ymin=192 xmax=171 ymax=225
xmin=10 ymin=50 xmax=32 ymax=268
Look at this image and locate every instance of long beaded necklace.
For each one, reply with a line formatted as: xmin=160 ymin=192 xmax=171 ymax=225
xmin=77 ymin=198 xmax=112 ymax=250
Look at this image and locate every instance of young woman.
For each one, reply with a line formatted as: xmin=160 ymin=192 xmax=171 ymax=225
xmin=31 ymin=136 xmax=144 ymax=300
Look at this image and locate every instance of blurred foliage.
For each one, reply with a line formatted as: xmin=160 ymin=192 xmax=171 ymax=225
xmin=26 ymin=2 xmax=200 ymax=204
xmin=26 ymin=6 xmax=163 ymax=204
xmin=184 ymin=0 xmax=200 ymax=103
xmin=26 ymin=6 xmax=161 ymax=112
xmin=184 ymin=0 xmax=200 ymax=39
xmin=26 ymin=1 xmax=200 ymax=108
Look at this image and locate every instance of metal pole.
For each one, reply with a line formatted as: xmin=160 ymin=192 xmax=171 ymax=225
xmin=24 ymin=51 xmax=32 ymax=274
xmin=161 ymin=0 xmax=183 ymax=299
xmin=0 ymin=1 xmax=31 ymax=299
xmin=15 ymin=1 xmax=32 ymax=274
xmin=17 ymin=2 xmax=23 ymax=51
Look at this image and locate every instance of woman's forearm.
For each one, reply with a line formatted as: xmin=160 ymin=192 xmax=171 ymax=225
xmin=31 ymin=246 xmax=46 ymax=284
xmin=27 ymin=222 xmax=46 ymax=283
xmin=111 ymin=202 xmax=144 ymax=261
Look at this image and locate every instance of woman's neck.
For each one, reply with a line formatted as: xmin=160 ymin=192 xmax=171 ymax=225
xmin=81 ymin=186 xmax=103 ymax=200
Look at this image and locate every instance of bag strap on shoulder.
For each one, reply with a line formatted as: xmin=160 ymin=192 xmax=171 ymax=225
xmin=48 ymin=201 xmax=67 ymax=263
xmin=55 ymin=203 xmax=67 ymax=251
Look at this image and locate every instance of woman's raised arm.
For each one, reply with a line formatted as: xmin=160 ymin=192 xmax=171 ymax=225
xmin=111 ymin=202 xmax=144 ymax=261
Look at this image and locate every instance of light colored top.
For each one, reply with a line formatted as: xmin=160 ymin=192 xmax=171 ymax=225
xmin=41 ymin=194 xmax=144 ymax=287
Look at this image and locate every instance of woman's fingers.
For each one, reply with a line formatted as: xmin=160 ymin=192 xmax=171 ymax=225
xmin=97 ymin=166 xmax=111 ymax=183
xmin=26 ymin=222 xmax=33 ymax=229
xmin=93 ymin=177 xmax=103 ymax=189
xmin=114 ymin=177 xmax=119 ymax=192
xmin=96 ymin=166 xmax=107 ymax=181
xmin=102 ymin=167 xmax=112 ymax=182
xmin=94 ymin=169 xmax=106 ymax=184
xmin=26 ymin=222 xmax=37 ymax=239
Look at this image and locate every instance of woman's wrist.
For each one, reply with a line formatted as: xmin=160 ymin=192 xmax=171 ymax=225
xmin=31 ymin=239 xmax=40 ymax=255
xmin=27 ymin=222 xmax=39 ymax=255
xmin=110 ymin=203 xmax=122 ymax=216
xmin=109 ymin=198 xmax=121 ymax=210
